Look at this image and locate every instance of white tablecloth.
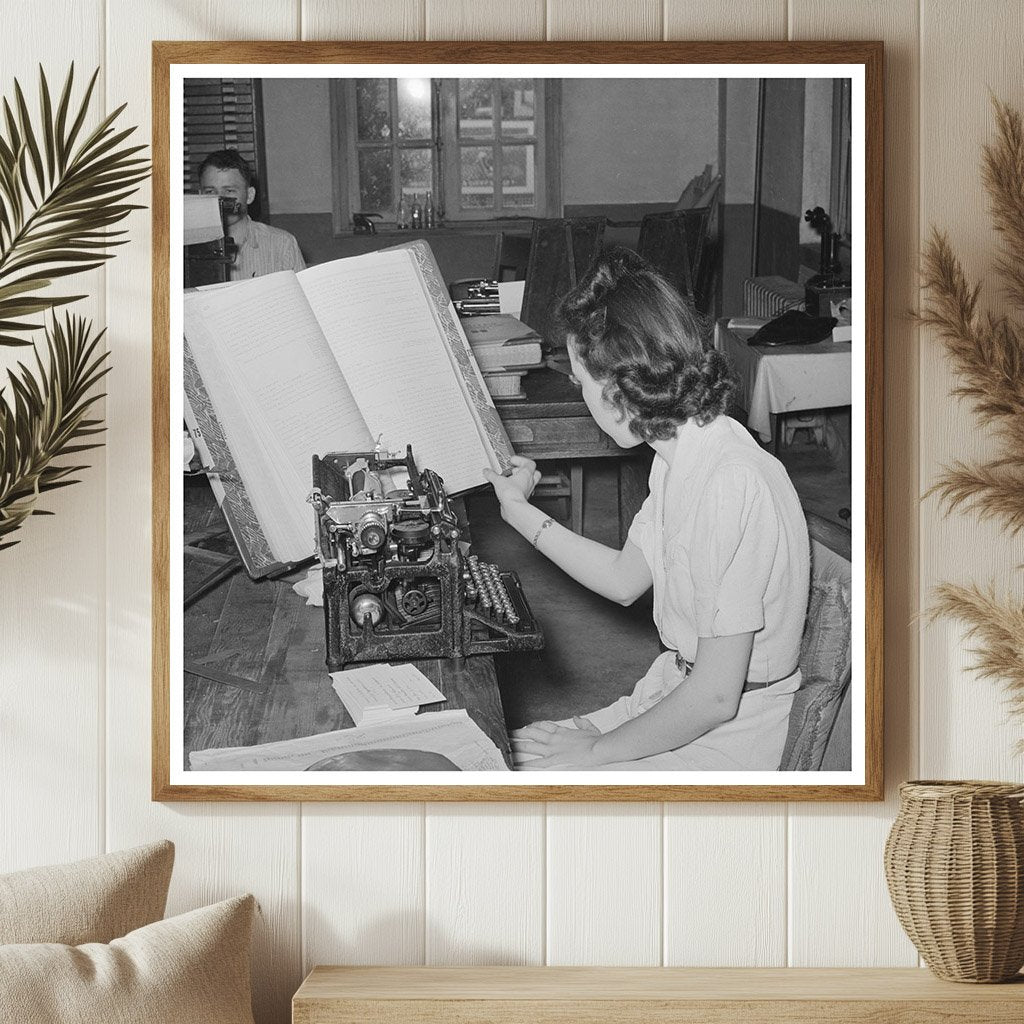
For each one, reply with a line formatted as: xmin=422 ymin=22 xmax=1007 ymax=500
xmin=714 ymin=319 xmax=852 ymax=442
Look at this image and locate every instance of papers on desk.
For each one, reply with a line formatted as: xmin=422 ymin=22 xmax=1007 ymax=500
xmin=726 ymin=316 xmax=767 ymax=334
xmin=330 ymin=663 xmax=446 ymax=726
xmin=188 ymin=709 xmax=509 ymax=772
xmin=498 ymin=280 xmax=525 ymax=317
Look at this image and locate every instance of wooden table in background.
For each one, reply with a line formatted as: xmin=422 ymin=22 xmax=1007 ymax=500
xmin=293 ymin=966 xmax=1024 ymax=1023
xmin=182 ymin=482 xmax=512 ymax=771
xmin=497 ymin=367 xmax=651 ymax=543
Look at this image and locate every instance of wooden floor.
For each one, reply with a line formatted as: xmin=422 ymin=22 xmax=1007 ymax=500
xmin=182 ymin=480 xmax=512 ymax=770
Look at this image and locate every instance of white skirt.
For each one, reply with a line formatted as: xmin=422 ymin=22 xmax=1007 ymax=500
xmin=552 ymin=651 xmax=800 ymax=772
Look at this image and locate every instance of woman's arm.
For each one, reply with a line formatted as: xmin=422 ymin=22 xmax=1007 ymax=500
xmin=483 ymin=457 xmax=652 ymax=605
xmin=512 ymin=631 xmax=754 ymax=769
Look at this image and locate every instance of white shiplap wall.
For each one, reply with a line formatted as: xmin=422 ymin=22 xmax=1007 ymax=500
xmin=3 ymin=3 xmax=1023 ymax=1022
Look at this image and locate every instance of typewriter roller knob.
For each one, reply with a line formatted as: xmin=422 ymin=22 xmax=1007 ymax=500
xmin=358 ymin=511 xmax=388 ymax=550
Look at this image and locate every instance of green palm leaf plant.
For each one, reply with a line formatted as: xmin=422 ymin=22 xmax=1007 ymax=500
xmin=0 ymin=65 xmax=148 ymax=548
xmin=0 ymin=314 xmax=110 ymax=550
xmin=0 ymin=64 xmax=148 ymax=346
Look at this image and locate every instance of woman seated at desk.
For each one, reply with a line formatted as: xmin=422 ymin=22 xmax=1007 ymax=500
xmin=484 ymin=248 xmax=810 ymax=772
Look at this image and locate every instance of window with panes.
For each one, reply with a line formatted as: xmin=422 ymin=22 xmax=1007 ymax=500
xmin=332 ymin=77 xmax=554 ymax=228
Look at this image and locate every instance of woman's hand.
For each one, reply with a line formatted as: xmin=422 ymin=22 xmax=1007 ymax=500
xmin=482 ymin=455 xmax=541 ymax=512
xmin=511 ymin=717 xmax=603 ymax=770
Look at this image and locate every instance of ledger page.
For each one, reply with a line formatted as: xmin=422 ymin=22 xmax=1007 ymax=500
xmin=184 ymin=272 xmax=374 ymax=564
xmin=297 ymin=247 xmax=510 ymax=493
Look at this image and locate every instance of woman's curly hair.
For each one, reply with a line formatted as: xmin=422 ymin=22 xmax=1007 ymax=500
xmin=552 ymin=247 xmax=737 ymax=441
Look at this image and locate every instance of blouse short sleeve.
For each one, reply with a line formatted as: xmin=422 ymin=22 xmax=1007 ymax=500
xmin=688 ymin=464 xmax=780 ymax=637
xmin=626 ymin=490 xmax=656 ymax=567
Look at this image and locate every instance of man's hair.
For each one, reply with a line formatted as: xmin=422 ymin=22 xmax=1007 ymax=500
xmin=553 ymin=247 xmax=737 ymax=441
xmin=198 ymin=148 xmax=254 ymax=187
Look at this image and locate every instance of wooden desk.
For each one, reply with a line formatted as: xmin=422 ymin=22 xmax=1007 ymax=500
xmin=497 ymin=367 xmax=651 ymax=543
xmin=183 ymin=482 xmax=512 ymax=770
xmin=293 ymin=966 xmax=1024 ymax=1023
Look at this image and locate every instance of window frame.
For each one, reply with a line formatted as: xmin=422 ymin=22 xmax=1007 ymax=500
xmin=330 ymin=77 xmax=561 ymax=233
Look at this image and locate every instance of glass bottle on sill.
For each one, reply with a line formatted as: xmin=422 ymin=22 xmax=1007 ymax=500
xmin=424 ymin=190 xmax=435 ymax=229
xmin=396 ymin=195 xmax=408 ymax=229
xmin=410 ymin=193 xmax=422 ymax=230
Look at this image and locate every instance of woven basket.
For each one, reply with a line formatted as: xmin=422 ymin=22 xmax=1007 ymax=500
xmin=884 ymin=780 xmax=1024 ymax=982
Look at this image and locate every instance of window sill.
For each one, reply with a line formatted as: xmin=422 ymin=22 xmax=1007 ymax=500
xmin=336 ymin=219 xmax=536 ymax=239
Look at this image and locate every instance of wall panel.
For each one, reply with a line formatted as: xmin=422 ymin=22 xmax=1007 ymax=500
xmin=302 ymin=0 xmax=425 ymax=39
xmin=426 ymin=0 xmax=544 ymax=41
xmin=547 ymin=804 xmax=661 ymax=965
xmin=664 ymin=0 xmax=787 ymax=40
xmin=918 ymin=0 xmax=1024 ymax=779
xmin=425 ymin=804 xmax=544 ymax=964
xmin=664 ymin=805 xmax=786 ymax=966
xmin=102 ymin=5 xmax=303 ymax=1023
xmin=787 ymin=0 xmax=920 ymax=967
xmin=303 ymin=805 xmax=426 ymax=968
xmin=547 ymin=0 xmax=661 ymax=40
xmin=0 ymin=1 xmax=107 ymax=874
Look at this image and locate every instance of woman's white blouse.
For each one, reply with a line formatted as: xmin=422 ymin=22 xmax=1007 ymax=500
xmin=627 ymin=415 xmax=810 ymax=683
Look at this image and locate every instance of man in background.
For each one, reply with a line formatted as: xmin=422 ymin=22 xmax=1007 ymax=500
xmin=198 ymin=149 xmax=306 ymax=279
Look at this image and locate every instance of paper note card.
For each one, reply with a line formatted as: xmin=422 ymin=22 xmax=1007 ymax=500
xmin=330 ymin=663 xmax=446 ymax=726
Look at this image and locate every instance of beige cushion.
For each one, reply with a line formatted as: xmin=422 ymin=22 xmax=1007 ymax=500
xmin=0 ymin=894 xmax=256 ymax=1024
xmin=0 ymin=840 xmax=174 ymax=945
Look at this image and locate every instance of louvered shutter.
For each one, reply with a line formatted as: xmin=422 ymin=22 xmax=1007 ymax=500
xmin=182 ymin=78 xmax=268 ymax=217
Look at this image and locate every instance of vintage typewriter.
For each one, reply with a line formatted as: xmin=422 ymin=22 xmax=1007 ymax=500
xmin=310 ymin=446 xmax=544 ymax=670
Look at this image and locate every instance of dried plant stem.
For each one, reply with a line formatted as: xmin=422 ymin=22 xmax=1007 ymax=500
xmin=931 ymin=583 xmax=1024 ymax=718
xmin=922 ymin=97 xmax=1024 ymax=732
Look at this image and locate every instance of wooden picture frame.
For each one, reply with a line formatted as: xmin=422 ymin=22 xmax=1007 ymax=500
xmin=153 ymin=41 xmax=883 ymax=801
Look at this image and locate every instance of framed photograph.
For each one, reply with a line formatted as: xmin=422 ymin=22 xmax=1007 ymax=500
xmin=153 ymin=41 xmax=883 ymax=801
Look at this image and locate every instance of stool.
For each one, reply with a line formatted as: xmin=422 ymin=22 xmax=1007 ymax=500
xmin=783 ymin=412 xmax=827 ymax=448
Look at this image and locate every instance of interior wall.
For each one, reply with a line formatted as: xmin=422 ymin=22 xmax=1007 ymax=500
xmin=561 ymin=78 xmax=718 ymax=204
xmin=262 ymin=77 xmax=333 ymax=215
xmin=261 ymin=76 xmax=720 ymax=215
xmin=4 ymin=4 xmax=1024 ymax=1024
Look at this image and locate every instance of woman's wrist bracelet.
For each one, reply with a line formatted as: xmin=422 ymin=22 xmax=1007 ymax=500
xmin=531 ymin=516 xmax=555 ymax=548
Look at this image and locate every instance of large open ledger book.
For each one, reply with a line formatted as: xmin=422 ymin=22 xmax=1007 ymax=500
xmin=183 ymin=240 xmax=514 ymax=577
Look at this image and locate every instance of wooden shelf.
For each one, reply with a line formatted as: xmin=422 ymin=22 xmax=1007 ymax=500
xmin=293 ymin=966 xmax=1024 ymax=1023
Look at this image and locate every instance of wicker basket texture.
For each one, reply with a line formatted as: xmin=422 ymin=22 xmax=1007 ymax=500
xmin=884 ymin=780 xmax=1024 ymax=983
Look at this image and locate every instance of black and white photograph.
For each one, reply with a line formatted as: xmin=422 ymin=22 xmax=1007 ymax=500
xmin=159 ymin=46 xmax=881 ymax=799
